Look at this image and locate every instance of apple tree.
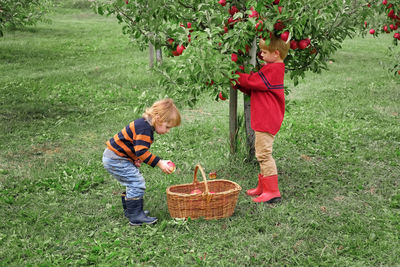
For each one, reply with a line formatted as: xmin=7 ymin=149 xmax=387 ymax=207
xmin=361 ymin=0 xmax=400 ymax=76
xmin=95 ymin=0 xmax=398 ymax=154
xmin=0 ymin=0 xmax=51 ymax=37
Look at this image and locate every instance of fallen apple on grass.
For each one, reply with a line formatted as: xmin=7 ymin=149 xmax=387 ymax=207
xmin=208 ymin=171 xmax=217 ymax=179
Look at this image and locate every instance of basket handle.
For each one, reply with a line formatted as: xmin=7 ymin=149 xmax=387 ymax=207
xmin=193 ymin=164 xmax=209 ymax=194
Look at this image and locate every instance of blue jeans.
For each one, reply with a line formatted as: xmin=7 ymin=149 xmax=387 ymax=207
xmin=102 ymin=149 xmax=146 ymax=198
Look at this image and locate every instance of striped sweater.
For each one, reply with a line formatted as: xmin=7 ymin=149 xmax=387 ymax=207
xmin=106 ymin=118 xmax=160 ymax=167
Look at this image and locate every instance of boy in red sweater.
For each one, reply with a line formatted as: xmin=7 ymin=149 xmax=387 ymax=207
xmin=235 ymin=35 xmax=290 ymax=203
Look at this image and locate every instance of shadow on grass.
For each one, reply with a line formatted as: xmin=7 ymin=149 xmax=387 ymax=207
xmin=0 ymin=101 xmax=92 ymax=131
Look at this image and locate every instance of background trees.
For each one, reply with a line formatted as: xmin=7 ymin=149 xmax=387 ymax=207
xmin=0 ymin=0 xmax=51 ymax=37
xmin=95 ymin=0 xmax=399 ymax=154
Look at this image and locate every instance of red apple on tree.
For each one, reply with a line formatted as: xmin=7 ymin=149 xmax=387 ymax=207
xmin=369 ymin=28 xmax=375 ymax=34
xmin=229 ymin=6 xmax=239 ymax=16
xmin=167 ymin=38 xmax=174 ymax=45
xmin=274 ymin=20 xmax=285 ymax=31
xmin=218 ymin=0 xmax=226 ymax=7
xmin=290 ymin=40 xmax=298 ymax=50
xmin=176 ymin=44 xmax=186 ymax=55
xmin=249 ymin=7 xmax=259 ymax=18
xmin=255 ymin=20 xmax=263 ymax=32
xmin=280 ymin=31 xmax=289 ymax=42
xmin=383 ymin=25 xmax=389 ymax=32
xmin=231 ymin=53 xmax=238 ymax=62
xmin=298 ymin=39 xmax=309 ymax=50
xmin=218 ymin=92 xmax=227 ymax=101
xmin=206 ymin=80 xmax=214 ymax=86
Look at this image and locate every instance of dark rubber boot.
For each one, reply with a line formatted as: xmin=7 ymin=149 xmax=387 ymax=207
xmin=121 ymin=192 xmax=148 ymax=217
xmin=125 ymin=198 xmax=157 ymax=226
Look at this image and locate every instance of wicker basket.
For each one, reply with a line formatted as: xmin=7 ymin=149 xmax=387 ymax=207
xmin=166 ymin=164 xmax=242 ymax=220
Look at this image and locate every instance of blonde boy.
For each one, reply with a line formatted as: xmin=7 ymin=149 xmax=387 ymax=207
xmin=103 ymin=99 xmax=181 ymax=225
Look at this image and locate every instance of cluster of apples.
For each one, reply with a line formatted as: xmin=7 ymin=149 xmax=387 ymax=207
xmin=366 ymin=1 xmax=400 ymax=74
xmin=367 ymin=0 xmax=400 ymax=41
xmin=166 ymin=22 xmax=193 ymax=56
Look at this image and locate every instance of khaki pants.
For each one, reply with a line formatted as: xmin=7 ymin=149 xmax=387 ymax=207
xmin=255 ymin=131 xmax=277 ymax=177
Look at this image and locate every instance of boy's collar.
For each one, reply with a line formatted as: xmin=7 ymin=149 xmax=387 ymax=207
xmin=144 ymin=117 xmax=155 ymax=131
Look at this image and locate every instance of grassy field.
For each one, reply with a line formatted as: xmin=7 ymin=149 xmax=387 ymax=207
xmin=1 ymin=6 xmax=400 ymax=266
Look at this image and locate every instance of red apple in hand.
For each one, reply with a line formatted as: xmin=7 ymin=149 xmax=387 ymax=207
xmin=167 ymin=161 xmax=176 ymax=173
xmin=190 ymin=189 xmax=202 ymax=195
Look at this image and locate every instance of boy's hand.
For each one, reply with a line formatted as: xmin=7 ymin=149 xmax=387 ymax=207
xmin=134 ymin=159 xmax=142 ymax=168
xmin=158 ymin=160 xmax=173 ymax=174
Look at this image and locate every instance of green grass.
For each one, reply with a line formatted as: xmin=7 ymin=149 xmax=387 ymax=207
xmin=1 ymin=7 xmax=400 ymax=266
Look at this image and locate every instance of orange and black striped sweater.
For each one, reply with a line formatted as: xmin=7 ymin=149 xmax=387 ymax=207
xmin=106 ymin=118 xmax=160 ymax=167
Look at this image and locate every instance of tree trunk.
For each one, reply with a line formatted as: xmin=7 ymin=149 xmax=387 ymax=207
xmin=229 ymin=87 xmax=238 ymax=154
xmin=244 ymin=37 xmax=257 ymax=160
xmin=149 ymin=41 xmax=154 ymax=68
xmin=156 ymin=48 xmax=162 ymax=65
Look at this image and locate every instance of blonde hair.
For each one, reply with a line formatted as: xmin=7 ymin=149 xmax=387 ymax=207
xmin=259 ymin=34 xmax=290 ymax=60
xmin=143 ymin=98 xmax=181 ymax=127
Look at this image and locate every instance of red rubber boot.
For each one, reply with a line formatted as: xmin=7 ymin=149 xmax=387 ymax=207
xmin=252 ymin=174 xmax=281 ymax=203
xmin=246 ymin=174 xmax=263 ymax=196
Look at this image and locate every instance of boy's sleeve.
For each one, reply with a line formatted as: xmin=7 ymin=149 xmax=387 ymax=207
xmin=238 ymin=66 xmax=284 ymax=92
xmin=235 ymin=72 xmax=252 ymax=95
xmin=134 ymin=135 xmax=161 ymax=168
xmin=237 ymin=70 xmax=269 ymax=93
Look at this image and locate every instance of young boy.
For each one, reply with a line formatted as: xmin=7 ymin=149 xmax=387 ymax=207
xmin=102 ymin=98 xmax=181 ymax=225
xmin=235 ymin=35 xmax=290 ymax=203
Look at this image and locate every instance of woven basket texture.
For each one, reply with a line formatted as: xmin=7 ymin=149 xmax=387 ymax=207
xmin=166 ymin=164 xmax=241 ymax=220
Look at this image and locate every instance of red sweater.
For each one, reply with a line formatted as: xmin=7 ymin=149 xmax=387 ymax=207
xmin=237 ymin=62 xmax=285 ymax=135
